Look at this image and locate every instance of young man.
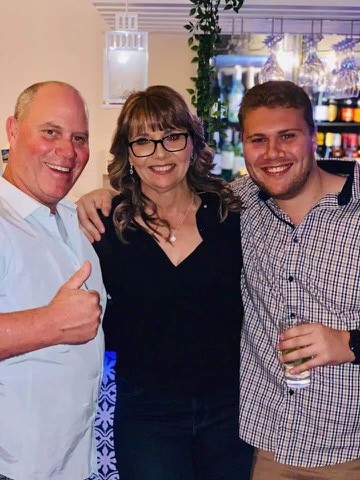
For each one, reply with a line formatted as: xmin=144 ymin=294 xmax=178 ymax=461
xmin=0 ymin=81 xmax=105 ymax=480
xmin=235 ymin=80 xmax=360 ymax=478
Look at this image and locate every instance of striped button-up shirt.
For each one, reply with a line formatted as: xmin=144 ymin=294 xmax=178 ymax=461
xmin=233 ymin=160 xmax=360 ymax=467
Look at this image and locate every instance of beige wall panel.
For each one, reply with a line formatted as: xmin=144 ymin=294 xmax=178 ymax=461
xmin=0 ymin=0 xmax=194 ymax=198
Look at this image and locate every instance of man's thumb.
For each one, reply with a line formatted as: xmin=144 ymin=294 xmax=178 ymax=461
xmin=65 ymin=261 xmax=91 ymax=290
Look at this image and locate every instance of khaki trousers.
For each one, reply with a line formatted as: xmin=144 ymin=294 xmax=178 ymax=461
xmin=252 ymin=448 xmax=360 ymax=480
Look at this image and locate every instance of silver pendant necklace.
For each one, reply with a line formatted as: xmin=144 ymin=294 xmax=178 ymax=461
xmin=169 ymin=194 xmax=195 ymax=242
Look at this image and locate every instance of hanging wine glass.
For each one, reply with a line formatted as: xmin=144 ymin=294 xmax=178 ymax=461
xmin=258 ymin=35 xmax=285 ymax=84
xmin=326 ymin=38 xmax=359 ymax=99
xmin=341 ymin=38 xmax=359 ymax=98
xmin=326 ymin=41 xmax=347 ymax=99
xmin=298 ymin=35 xmax=326 ymax=89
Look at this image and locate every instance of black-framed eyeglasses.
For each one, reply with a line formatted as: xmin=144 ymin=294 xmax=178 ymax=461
xmin=128 ymin=132 xmax=190 ymax=158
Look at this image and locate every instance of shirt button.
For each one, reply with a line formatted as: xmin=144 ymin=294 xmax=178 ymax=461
xmin=288 ymin=276 xmax=294 ymax=282
xmin=293 ymin=237 xmax=299 ymax=243
xmin=290 ymin=312 xmax=296 ymax=319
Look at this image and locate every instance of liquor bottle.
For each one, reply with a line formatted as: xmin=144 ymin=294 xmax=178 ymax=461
xmin=232 ymin=130 xmax=246 ymax=177
xmin=227 ymin=66 xmax=244 ymax=124
xmin=331 ymin=133 xmax=344 ymax=159
xmin=340 ymin=98 xmax=354 ymax=123
xmin=344 ymin=133 xmax=359 ymax=159
xmin=1 ymin=147 xmax=9 ymax=173
xmin=327 ymin=98 xmax=338 ymax=122
xmin=217 ymin=71 xmax=228 ymax=120
xmin=210 ymin=71 xmax=221 ymax=118
xmin=221 ymin=128 xmax=235 ymax=182
xmin=353 ymin=97 xmax=360 ymax=123
xmin=316 ymin=131 xmax=326 ymax=158
xmin=245 ymin=66 xmax=256 ymax=90
xmin=314 ymin=92 xmax=329 ymax=123
xmin=342 ymin=133 xmax=349 ymax=159
xmin=211 ymin=131 xmax=222 ymax=176
xmin=324 ymin=132 xmax=334 ymax=159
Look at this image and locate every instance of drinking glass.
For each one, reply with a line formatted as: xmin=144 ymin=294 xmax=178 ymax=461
xmin=279 ymin=318 xmax=311 ymax=389
xmin=258 ymin=35 xmax=285 ymax=84
xmin=326 ymin=43 xmax=345 ymax=99
xmin=298 ymin=35 xmax=326 ymax=89
xmin=326 ymin=38 xmax=359 ymax=99
xmin=341 ymin=39 xmax=359 ymax=98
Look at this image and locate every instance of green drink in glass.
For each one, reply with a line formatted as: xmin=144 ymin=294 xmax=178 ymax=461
xmin=279 ymin=318 xmax=311 ymax=389
xmin=281 ymin=347 xmax=311 ymax=389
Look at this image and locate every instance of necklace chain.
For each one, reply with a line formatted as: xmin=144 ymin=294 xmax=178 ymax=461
xmin=169 ymin=194 xmax=195 ymax=242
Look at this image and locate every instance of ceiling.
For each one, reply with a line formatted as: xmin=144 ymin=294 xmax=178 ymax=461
xmin=93 ymin=0 xmax=360 ymax=35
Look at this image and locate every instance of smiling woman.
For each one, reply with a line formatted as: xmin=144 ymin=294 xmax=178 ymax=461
xmin=76 ymin=85 xmax=254 ymax=479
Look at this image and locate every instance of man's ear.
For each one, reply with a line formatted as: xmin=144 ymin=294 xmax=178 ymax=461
xmin=6 ymin=116 xmax=19 ymax=145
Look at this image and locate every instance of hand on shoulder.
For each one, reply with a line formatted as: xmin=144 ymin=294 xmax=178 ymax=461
xmin=77 ymin=188 xmax=116 ymax=242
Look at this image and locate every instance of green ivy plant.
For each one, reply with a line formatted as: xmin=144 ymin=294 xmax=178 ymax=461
xmin=184 ymin=0 xmax=244 ymax=140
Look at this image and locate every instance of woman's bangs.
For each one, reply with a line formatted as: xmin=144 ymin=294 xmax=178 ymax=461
xmin=129 ymin=100 xmax=186 ymax=136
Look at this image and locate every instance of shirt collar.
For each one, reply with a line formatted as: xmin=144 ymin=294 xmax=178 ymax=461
xmin=0 ymin=176 xmax=76 ymax=218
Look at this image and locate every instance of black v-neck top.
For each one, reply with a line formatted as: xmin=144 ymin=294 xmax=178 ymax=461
xmin=94 ymin=192 xmax=243 ymax=395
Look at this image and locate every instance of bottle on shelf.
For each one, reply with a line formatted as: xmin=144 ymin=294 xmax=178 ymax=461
xmin=1 ymin=147 xmax=9 ymax=173
xmin=324 ymin=132 xmax=334 ymax=159
xmin=227 ymin=66 xmax=244 ymax=124
xmin=217 ymin=70 xmax=229 ymax=120
xmin=327 ymin=98 xmax=338 ymax=122
xmin=244 ymin=66 xmax=256 ymax=91
xmin=340 ymin=98 xmax=354 ymax=123
xmin=343 ymin=133 xmax=359 ymax=159
xmin=331 ymin=133 xmax=344 ymax=159
xmin=232 ymin=130 xmax=246 ymax=177
xmin=210 ymin=131 xmax=222 ymax=177
xmin=316 ymin=131 xmax=326 ymax=158
xmin=210 ymin=71 xmax=221 ymax=118
xmin=221 ymin=128 xmax=235 ymax=182
xmin=354 ymin=98 xmax=360 ymax=123
xmin=314 ymin=92 xmax=329 ymax=123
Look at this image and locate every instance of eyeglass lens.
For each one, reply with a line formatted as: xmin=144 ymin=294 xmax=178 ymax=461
xmin=130 ymin=133 xmax=188 ymax=157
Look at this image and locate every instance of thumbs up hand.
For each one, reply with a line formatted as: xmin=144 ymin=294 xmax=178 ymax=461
xmin=49 ymin=262 xmax=102 ymax=345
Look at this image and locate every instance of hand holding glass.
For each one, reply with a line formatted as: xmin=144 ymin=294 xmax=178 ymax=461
xmin=279 ymin=318 xmax=311 ymax=389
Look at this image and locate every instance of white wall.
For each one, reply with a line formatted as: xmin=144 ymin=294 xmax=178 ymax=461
xmin=0 ymin=0 xmax=194 ymax=198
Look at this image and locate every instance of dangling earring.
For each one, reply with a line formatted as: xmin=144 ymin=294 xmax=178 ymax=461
xmin=129 ymin=163 xmax=134 ymax=175
xmin=190 ymin=153 xmax=195 ymax=164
